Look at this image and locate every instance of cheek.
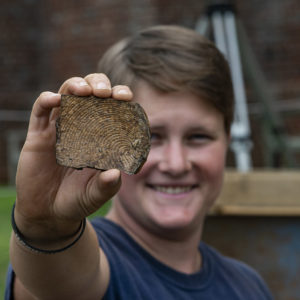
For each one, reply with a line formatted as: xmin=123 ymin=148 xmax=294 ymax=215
xmin=125 ymin=149 xmax=157 ymax=181
xmin=207 ymin=139 xmax=228 ymax=165
xmin=117 ymin=149 xmax=155 ymax=201
xmin=197 ymin=142 xmax=227 ymax=182
xmin=209 ymin=146 xmax=227 ymax=172
xmin=118 ymin=174 xmax=136 ymax=196
xmin=118 ymin=170 xmax=146 ymax=202
xmin=141 ymin=147 xmax=160 ymax=169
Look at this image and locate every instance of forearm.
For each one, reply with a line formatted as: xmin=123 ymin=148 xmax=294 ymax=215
xmin=8 ymin=74 xmax=127 ymax=299
xmin=10 ymin=220 xmax=104 ymax=300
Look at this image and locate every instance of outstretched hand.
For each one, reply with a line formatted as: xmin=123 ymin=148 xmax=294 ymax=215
xmin=15 ymin=73 xmax=133 ymax=242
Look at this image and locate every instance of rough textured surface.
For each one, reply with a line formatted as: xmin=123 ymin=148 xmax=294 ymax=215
xmin=56 ymin=95 xmax=151 ymax=174
xmin=3 ymin=1 xmax=300 ymax=184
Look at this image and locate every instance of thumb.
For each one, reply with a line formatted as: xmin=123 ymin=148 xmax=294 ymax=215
xmin=87 ymin=169 xmax=121 ymax=213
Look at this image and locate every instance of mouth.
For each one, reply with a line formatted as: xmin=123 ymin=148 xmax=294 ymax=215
xmin=146 ymin=184 xmax=198 ymax=195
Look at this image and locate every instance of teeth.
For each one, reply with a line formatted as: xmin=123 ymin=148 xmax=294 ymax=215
xmin=153 ymin=186 xmax=193 ymax=194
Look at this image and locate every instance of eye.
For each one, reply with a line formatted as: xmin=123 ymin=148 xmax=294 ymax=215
xmin=150 ymin=132 xmax=162 ymax=144
xmin=187 ymin=133 xmax=212 ymax=143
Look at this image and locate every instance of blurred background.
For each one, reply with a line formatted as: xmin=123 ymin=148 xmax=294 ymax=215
xmin=1 ymin=0 xmax=300 ymax=299
xmin=1 ymin=0 xmax=300 ymax=183
xmin=1 ymin=0 xmax=300 ymax=182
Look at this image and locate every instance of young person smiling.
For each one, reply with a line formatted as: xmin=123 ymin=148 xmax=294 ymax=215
xmin=6 ymin=25 xmax=273 ymax=299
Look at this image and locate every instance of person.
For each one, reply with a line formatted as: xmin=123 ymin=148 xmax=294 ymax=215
xmin=5 ymin=25 xmax=273 ymax=299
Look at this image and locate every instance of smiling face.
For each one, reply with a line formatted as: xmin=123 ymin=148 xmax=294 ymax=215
xmin=111 ymin=82 xmax=229 ymax=237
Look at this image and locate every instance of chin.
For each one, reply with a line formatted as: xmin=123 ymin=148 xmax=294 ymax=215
xmin=150 ymin=209 xmax=198 ymax=232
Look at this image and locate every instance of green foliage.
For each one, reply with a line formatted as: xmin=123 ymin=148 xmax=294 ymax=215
xmin=0 ymin=186 xmax=16 ymax=297
xmin=0 ymin=186 xmax=111 ymax=296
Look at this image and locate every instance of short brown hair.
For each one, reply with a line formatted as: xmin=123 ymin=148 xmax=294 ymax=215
xmin=98 ymin=25 xmax=234 ymax=133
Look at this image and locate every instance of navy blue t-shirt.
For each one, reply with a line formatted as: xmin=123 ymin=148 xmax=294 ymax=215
xmin=92 ymin=218 xmax=273 ymax=300
xmin=5 ymin=217 xmax=273 ymax=299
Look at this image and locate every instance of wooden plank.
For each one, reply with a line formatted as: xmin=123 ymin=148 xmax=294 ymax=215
xmin=210 ymin=169 xmax=300 ymax=216
xmin=212 ymin=205 xmax=300 ymax=216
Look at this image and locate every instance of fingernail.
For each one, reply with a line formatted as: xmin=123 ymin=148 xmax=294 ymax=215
xmin=79 ymin=81 xmax=88 ymax=86
xmin=96 ymin=82 xmax=109 ymax=90
xmin=50 ymin=92 xmax=61 ymax=99
xmin=116 ymin=89 xmax=129 ymax=95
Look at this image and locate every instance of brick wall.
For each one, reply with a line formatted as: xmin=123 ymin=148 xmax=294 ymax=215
xmin=237 ymin=0 xmax=300 ymax=100
xmin=0 ymin=0 xmax=42 ymax=183
xmin=1 ymin=0 xmax=300 ymax=183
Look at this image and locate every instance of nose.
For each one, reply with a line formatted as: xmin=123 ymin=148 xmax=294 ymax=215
xmin=158 ymin=140 xmax=192 ymax=175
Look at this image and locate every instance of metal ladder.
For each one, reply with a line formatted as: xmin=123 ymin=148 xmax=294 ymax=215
xmin=195 ymin=0 xmax=300 ymax=171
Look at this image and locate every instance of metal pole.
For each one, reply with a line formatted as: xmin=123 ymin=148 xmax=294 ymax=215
xmin=211 ymin=11 xmax=228 ymax=55
xmin=223 ymin=10 xmax=252 ymax=171
xmin=195 ymin=16 xmax=209 ymax=36
xmin=195 ymin=2 xmax=253 ymax=172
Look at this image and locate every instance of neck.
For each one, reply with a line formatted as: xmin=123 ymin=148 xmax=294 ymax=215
xmin=106 ymin=201 xmax=204 ymax=274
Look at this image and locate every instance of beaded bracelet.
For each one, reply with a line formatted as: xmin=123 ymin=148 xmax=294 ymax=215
xmin=11 ymin=203 xmax=86 ymax=254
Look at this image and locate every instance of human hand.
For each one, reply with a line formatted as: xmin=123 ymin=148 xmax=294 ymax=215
xmin=14 ymin=73 xmax=133 ymax=243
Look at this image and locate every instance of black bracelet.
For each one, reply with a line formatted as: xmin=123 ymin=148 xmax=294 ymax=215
xmin=11 ymin=203 xmax=86 ymax=254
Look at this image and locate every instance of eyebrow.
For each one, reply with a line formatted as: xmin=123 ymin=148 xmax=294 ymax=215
xmin=149 ymin=124 xmax=215 ymax=132
xmin=149 ymin=125 xmax=165 ymax=131
xmin=188 ymin=126 xmax=214 ymax=132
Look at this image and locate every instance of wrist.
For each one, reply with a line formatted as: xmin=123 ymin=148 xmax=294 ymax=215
xmin=12 ymin=203 xmax=86 ymax=253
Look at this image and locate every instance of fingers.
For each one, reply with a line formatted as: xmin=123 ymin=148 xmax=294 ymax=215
xmin=58 ymin=77 xmax=92 ymax=96
xmin=84 ymin=73 xmax=133 ymax=101
xmin=29 ymin=92 xmax=61 ymax=132
xmin=28 ymin=73 xmax=133 ymax=139
xmin=33 ymin=92 xmax=60 ymax=118
xmin=84 ymin=73 xmax=112 ymax=98
xmin=58 ymin=73 xmax=133 ymax=101
xmin=112 ymin=85 xmax=133 ymax=101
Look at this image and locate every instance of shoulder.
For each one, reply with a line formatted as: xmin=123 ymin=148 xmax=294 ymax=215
xmin=202 ymin=242 xmax=250 ymax=271
xmin=90 ymin=217 xmax=164 ymax=299
xmin=200 ymin=242 xmax=273 ymax=299
xmin=202 ymin=242 xmax=257 ymax=275
xmin=90 ymin=217 xmax=149 ymax=269
xmin=90 ymin=216 xmax=130 ymax=249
